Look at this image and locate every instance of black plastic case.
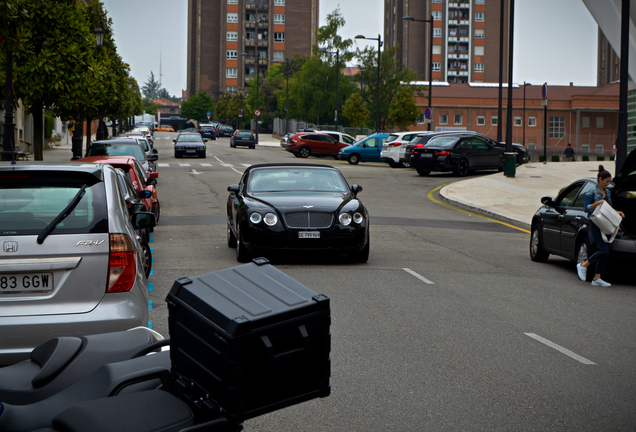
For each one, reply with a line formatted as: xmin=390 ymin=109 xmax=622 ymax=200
xmin=166 ymin=258 xmax=331 ymax=423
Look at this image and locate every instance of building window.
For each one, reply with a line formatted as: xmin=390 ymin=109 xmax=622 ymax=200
xmin=596 ymin=117 xmax=605 ymax=128
xmin=528 ymin=142 xmax=536 ymax=150
xmin=595 ymin=144 xmax=605 ymax=154
xmin=528 ymin=116 xmax=537 ymax=127
xmin=582 ymin=116 xmax=590 ymax=128
xmin=440 ymin=114 xmax=448 ymax=125
xmin=227 ymin=31 xmax=238 ymax=41
xmin=227 ymin=13 xmax=238 ymax=23
xmin=432 ymin=62 xmax=441 ymax=71
xmin=514 ymin=116 xmax=522 ymax=126
xmin=432 ymin=45 xmax=442 ymax=54
xmin=474 ymin=46 xmax=484 ymax=56
xmin=274 ymin=14 xmax=285 ymax=24
xmin=432 ymin=0 xmax=441 ymax=2
xmin=549 ymin=116 xmax=565 ymax=138
xmin=475 ymin=0 xmax=485 ymax=4
xmin=476 ymin=115 xmax=485 ymax=126
xmin=417 ymin=113 xmax=426 ymax=124
xmin=433 ymin=28 xmax=442 ymax=38
xmin=492 ymin=115 xmax=498 ymax=126
xmin=274 ymin=32 xmax=285 ymax=42
xmin=454 ymin=114 xmax=463 ymax=125
xmin=226 ymin=50 xmax=237 ymax=59
xmin=227 ymin=0 xmax=237 ymax=3
xmin=582 ymin=144 xmax=590 ymax=153
xmin=274 ymin=0 xmax=285 ymax=4
xmin=432 ymin=11 xmax=442 ymax=20
xmin=475 ymin=12 xmax=484 ymax=21
xmin=474 ymin=63 xmax=484 ymax=72
xmin=273 ymin=50 xmax=284 ymax=61
xmin=226 ymin=68 xmax=237 ymax=78
xmin=226 ymin=86 xmax=237 ymax=93
xmin=475 ymin=29 xmax=484 ymax=39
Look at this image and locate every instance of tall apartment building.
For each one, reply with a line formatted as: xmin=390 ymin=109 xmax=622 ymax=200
xmin=187 ymin=0 xmax=319 ymax=99
xmin=597 ymin=29 xmax=620 ymax=86
xmin=384 ymin=0 xmax=509 ymax=83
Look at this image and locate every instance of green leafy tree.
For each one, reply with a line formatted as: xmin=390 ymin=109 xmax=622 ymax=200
xmin=142 ymin=99 xmax=158 ymax=115
xmin=142 ymin=71 xmax=161 ymax=101
xmin=314 ymin=7 xmax=355 ymax=64
xmin=356 ymin=45 xmax=420 ymax=131
xmin=180 ymin=91 xmax=215 ymax=122
xmin=343 ymin=91 xmax=369 ymax=131
xmin=217 ymin=92 xmax=250 ymax=129
xmin=388 ymin=85 xmax=420 ymax=131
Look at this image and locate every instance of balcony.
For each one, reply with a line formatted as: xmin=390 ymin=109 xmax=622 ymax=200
xmin=245 ymin=39 xmax=255 ymax=46
xmin=258 ymin=40 xmax=268 ymax=47
xmin=246 ymin=3 xmax=268 ymax=11
xmin=245 ymin=21 xmax=256 ymax=29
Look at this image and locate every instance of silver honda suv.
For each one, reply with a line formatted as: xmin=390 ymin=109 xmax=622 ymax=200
xmin=0 ymin=162 xmax=156 ymax=365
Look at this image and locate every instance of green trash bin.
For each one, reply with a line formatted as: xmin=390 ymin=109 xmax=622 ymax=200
xmin=504 ymin=152 xmax=516 ymax=177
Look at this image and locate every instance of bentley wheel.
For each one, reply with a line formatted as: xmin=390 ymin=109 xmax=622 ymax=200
xmin=299 ymin=147 xmax=311 ymax=158
xmin=227 ymin=219 xmax=236 ymax=248
xmin=416 ymin=169 xmax=431 ymax=176
xmin=236 ymin=230 xmax=250 ymax=263
xmin=529 ymin=225 xmax=549 ymax=262
xmin=454 ymin=158 xmax=469 ymax=177
xmin=576 ymin=236 xmax=594 ymax=281
xmin=348 ymin=154 xmax=360 ymax=165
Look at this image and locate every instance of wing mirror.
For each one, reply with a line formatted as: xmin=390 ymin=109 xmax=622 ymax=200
xmin=148 ymin=154 xmax=158 ymax=161
xmin=227 ymin=184 xmax=239 ymax=193
xmin=152 ymin=148 xmax=158 ymax=154
xmin=150 ymin=172 xmax=159 ymax=179
xmin=139 ymin=190 xmax=152 ymax=199
xmin=130 ymin=202 xmax=147 ymax=213
xmin=541 ymin=196 xmax=556 ymax=207
xmin=351 ymin=184 xmax=363 ymax=197
xmin=132 ymin=212 xmax=157 ymax=230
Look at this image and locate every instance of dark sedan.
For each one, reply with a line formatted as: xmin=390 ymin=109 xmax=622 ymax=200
xmin=219 ymin=125 xmax=234 ymax=137
xmin=230 ymin=130 xmax=256 ymax=149
xmin=174 ymin=132 xmax=207 ymax=158
xmin=226 ymin=164 xmax=370 ymax=263
xmin=410 ymin=133 xmax=505 ymax=176
xmin=529 ymin=150 xmax=636 ymax=278
xmin=198 ymin=124 xmax=216 ymax=140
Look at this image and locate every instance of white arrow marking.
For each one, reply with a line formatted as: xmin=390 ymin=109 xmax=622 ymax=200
xmin=190 ymin=169 xmax=202 ymax=175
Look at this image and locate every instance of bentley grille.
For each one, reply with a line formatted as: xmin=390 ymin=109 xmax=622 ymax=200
xmin=284 ymin=211 xmax=333 ymax=229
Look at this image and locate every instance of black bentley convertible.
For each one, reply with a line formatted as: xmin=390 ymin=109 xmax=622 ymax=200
xmin=226 ymin=163 xmax=370 ymax=263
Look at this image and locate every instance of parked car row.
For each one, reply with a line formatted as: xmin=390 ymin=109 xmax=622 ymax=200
xmin=0 ymin=159 xmax=159 ymax=366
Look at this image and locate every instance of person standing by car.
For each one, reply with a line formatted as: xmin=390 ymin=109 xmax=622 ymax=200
xmin=576 ymin=165 xmax=625 ymax=286
xmin=563 ymin=143 xmax=575 ymax=161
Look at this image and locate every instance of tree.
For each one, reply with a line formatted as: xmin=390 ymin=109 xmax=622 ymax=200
xmin=217 ymin=92 xmax=250 ymax=129
xmin=142 ymin=71 xmax=161 ymax=101
xmin=388 ymin=85 xmax=420 ymax=131
xmin=356 ymin=45 xmax=421 ymax=131
xmin=343 ymin=91 xmax=369 ymax=131
xmin=314 ymin=7 xmax=355 ymax=64
xmin=180 ymin=91 xmax=214 ymax=122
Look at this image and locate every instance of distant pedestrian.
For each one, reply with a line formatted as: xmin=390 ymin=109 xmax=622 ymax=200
xmin=576 ymin=165 xmax=625 ymax=287
xmin=563 ymin=143 xmax=575 ymax=161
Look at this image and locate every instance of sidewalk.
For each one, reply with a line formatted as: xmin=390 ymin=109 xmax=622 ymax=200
xmin=439 ymin=161 xmax=607 ymax=230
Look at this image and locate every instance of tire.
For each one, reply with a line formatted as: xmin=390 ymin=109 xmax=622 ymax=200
xmin=201 ymin=153 xmax=206 ymax=158
xmin=576 ymin=236 xmax=595 ymax=281
xmin=389 ymin=161 xmax=399 ymax=168
xmin=139 ymin=240 xmax=152 ymax=279
xmin=251 ymin=145 xmax=255 ymax=149
xmin=236 ymin=228 xmax=250 ymax=263
xmin=227 ymin=219 xmax=236 ymax=248
xmin=454 ymin=158 xmax=469 ymax=177
xmin=299 ymin=146 xmax=311 ymax=158
xmin=174 ymin=152 xmax=179 ymax=158
xmin=348 ymin=154 xmax=360 ymax=165
xmin=351 ymin=236 xmax=370 ymax=263
xmin=416 ymin=169 xmax=431 ymax=176
xmin=529 ymin=224 xmax=549 ymax=262
xmin=153 ymin=200 xmax=161 ymax=224
xmin=293 ymin=153 xmax=301 ymax=158
xmin=333 ymin=156 xmax=339 ymax=160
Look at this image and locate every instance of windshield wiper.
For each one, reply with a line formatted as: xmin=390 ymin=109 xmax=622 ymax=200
xmin=37 ymin=185 xmax=87 ymax=244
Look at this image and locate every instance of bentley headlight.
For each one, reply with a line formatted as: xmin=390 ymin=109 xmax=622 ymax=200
xmin=353 ymin=212 xmax=364 ymax=224
xmin=263 ymin=212 xmax=278 ymax=226
xmin=339 ymin=213 xmax=352 ymax=226
xmin=250 ymin=212 xmax=262 ymax=224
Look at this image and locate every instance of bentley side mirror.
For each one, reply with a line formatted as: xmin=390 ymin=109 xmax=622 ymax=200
xmin=541 ymin=196 xmax=555 ymax=207
xmin=227 ymin=184 xmax=239 ymax=193
xmin=351 ymin=184 xmax=363 ymax=197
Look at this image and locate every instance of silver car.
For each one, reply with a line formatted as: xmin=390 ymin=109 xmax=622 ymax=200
xmin=0 ymin=162 xmax=156 ymax=365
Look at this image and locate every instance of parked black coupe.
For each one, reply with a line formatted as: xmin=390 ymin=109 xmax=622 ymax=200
xmin=529 ymin=150 xmax=636 ymax=277
xmin=410 ymin=133 xmax=505 ymax=176
xmin=226 ymin=164 xmax=370 ymax=263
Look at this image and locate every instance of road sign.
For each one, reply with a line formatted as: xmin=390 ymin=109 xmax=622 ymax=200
xmin=542 ymin=83 xmax=548 ymax=100
xmin=255 ymin=109 xmax=261 ymax=117
xmin=206 ymin=111 xmax=211 ymax=116
xmin=424 ymin=108 xmax=432 ymax=119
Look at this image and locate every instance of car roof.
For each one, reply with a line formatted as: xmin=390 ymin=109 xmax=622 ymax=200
xmin=0 ymin=161 xmax=107 ymax=179
xmin=248 ymin=163 xmax=337 ymax=170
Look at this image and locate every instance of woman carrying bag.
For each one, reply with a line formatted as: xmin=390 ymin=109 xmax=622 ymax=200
xmin=576 ymin=165 xmax=625 ymax=286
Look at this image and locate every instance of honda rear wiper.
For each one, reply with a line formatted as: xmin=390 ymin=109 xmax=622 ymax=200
xmin=37 ymin=185 xmax=87 ymax=244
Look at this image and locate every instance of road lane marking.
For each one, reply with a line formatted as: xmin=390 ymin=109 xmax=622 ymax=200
xmin=221 ymin=163 xmax=234 ymax=167
xmin=200 ymin=163 xmax=212 ymax=167
xmin=214 ymin=156 xmax=224 ymax=163
xmin=190 ymin=169 xmax=202 ymax=175
xmin=158 ymin=163 xmax=170 ymax=167
xmin=179 ymin=163 xmax=191 ymax=167
xmin=403 ymin=268 xmax=434 ymax=285
xmin=524 ymin=333 xmax=596 ymax=365
xmin=427 ymin=184 xmax=530 ymax=234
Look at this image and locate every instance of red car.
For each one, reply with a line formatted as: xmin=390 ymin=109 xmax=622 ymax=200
xmin=284 ymin=132 xmax=350 ymax=159
xmin=77 ymin=156 xmax=160 ymax=223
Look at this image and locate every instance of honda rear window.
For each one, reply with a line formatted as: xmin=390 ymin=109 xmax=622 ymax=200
xmin=0 ymin=173 xmax=108 ymax=236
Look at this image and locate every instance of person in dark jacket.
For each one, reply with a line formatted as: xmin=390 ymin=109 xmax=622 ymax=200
xmin=563 ymin=143 xmax=575 ymax=161
xmin=576 ymin=165 xmax=625 ymax=286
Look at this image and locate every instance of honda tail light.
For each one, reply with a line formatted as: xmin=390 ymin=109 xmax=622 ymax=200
xmin=107 ymin=233 xmax=137 ymax=293
xmin=434 ymin=150 xmax=450 ymax=157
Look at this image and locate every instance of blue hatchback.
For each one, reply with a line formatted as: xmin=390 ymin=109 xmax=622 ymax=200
xmin=338 ymin=134 xmax=389 ymax=165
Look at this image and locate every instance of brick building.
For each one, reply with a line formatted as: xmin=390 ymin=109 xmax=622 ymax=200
xmin=385 ymin=0 xmax=509 ymax=84
xmin=409 ymin=82 xmax=620 ymax=158
xmin=186 ymin=0 xmax=319 ymax=99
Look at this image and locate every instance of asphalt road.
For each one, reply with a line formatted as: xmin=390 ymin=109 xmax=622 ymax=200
xmin=148 ymin=132 xmax=636 ymax=431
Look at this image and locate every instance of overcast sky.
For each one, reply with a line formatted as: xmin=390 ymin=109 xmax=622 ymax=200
xmin=101 ymin=0 xmax=599 ymax=97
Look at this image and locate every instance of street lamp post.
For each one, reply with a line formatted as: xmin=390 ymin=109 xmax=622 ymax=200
xmin=402 ymin=15 xmax=434 ymax=131
xmin=2 ymin=46 xmax=16 ymax=164
xmin=360 ymin=69 xmax=365 ymax=135
xmin=355 ymin=34 xmax=383 ymax=132
xmin=318 ymin=49 xmax=340 ymax=130
xmin=241 ymin=52 xmax=259 ymax=144
xmin=522 ymin=81 xmax=531 ymax=148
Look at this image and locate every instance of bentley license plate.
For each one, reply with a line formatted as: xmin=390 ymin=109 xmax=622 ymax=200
xmin=298 ymin=231 xmax=320 ymax=238
xmin=0 ymin=273 xmax=54 ymax=294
